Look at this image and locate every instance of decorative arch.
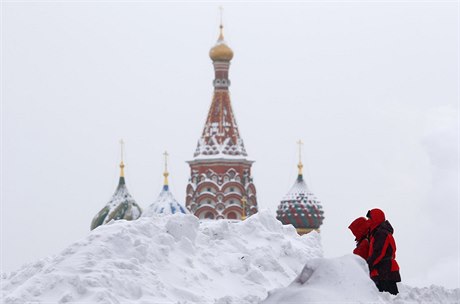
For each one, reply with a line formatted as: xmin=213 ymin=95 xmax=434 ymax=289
xmin=226 ymin=212 xmax=237 ymax=220
xmin=223 ymin=193 xmax=242 ymax=203
xmin=186 ymin=184 xmax=195 ymax=196
xmin=197 ymin=194 xmax=217 ymax=205
xmin=196 ymin=181 xmax=220 ymax=195
xmin=224 ymin=168 xmax=239 ymax=179
xmin=246 ymin=184 xmax=257 ymax=196
xmin=221 ymin=181 xmax=245 ymax=194
xmin=224 ymin=205 xmax=242 ymax=218
xmin=195 ymin=206 xmax=217 ymax=219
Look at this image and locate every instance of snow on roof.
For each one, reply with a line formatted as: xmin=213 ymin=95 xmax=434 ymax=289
xmin=277 ymin=175 xmax=324 ymax=229
xmin=193 ymin=136 xmax=248 ymax=159
xmin=90 ymin=177 xmax=142 ymax=230
xmin=282 ymin=175 xmax=315 ymax=201
xmin=193 ymin=90 xmax=249 ymax=160
xmin=143 ymin=185 xmax=189 ymax=216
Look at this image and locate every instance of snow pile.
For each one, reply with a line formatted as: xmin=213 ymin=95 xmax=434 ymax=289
xmin=262 ymin=255 xmax=384 ymax=303
xmin=2 ymin=209 xmax=458 ymax=304
xmin=1 ymin=210 xmax=322 ymax=304
xmin=262 ymin=254 xmax=460 ymax=304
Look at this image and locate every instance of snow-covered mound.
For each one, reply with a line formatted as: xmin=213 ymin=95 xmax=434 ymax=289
xmin=262 ymin=254 xmax=460 ymax=304
xmin=3 ymin=210 xmax=458 ymax=304
xmin=1 ymin=210 xmax=322 ymax=304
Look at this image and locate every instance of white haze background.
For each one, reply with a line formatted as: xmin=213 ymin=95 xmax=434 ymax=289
xmin=1 ymin=2 xmax=459 ymax=289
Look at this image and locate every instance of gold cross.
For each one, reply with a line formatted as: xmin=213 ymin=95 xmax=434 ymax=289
xmin=297 ymin=139 xmax=303 ymax=163
xmin=219 ymin=6 xmax=223 ymax=27
xmin=163 ymin=151 xmax=169 ymax=173
xmin=119 ymin=139 xmax=125 ymax=163
xmin=119 ymin=139 xmax=125 ymax=177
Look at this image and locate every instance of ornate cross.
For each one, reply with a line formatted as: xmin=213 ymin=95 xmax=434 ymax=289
xmin=297 ymin=139 xmax=303 ymax=164
xmin=119 ymin=139 xmax=125 ymax=162
xmin=163 ymin=151 xmax=169 ymax=173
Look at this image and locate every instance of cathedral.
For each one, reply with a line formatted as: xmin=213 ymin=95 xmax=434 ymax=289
xmin=91 ymin=21 xmax=324 ymax=234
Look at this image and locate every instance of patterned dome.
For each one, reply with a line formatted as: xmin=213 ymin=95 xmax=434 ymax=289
xmin=276 ymin=174 xmax=324 ymax=232
xmin=143 ymin=155 xmax=189 ymax=217
xmin=91 ymin=166 xmax=142 ymax=230
xmin=143 ymin=184 xmax=189 ymax=216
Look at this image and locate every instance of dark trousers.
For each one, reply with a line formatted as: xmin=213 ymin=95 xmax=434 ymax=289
xmin=375 ymin=280 xmax=399 ymax=295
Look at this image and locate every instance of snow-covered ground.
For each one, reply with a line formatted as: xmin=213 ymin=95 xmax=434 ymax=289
xmin=262 ymin=255 xmax=459 ymax=304
xmin=1 ymin=211 xmax=458 ymax=303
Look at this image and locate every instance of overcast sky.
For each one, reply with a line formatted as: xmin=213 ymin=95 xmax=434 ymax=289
xmin=2 ymin=1 xmax=458 ymax=289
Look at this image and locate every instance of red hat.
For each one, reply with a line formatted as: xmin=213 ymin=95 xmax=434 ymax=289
xmin=366 ymin=208 xmax=386 ymax=231
xmin=348 ymin=217 xmax=370 ymax=240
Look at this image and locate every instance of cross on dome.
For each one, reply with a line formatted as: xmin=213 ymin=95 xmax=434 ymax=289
xmin=163 ymin=151 xmax=169 ymax=188
xmin=119 ymin=139 xmax=125 ymax=177
xmin=297 ymin=140 xmax=304 ymax=176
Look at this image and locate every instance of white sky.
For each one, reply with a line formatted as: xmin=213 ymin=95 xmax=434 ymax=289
xmin=2 ymin=1 xmax=459 ymax=289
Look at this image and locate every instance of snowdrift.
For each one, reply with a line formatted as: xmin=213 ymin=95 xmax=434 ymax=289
xmin=1 ymin=210 xmax=322 ymax=303
xmin=262 ymin=254 xmax=383 ymax=303
xmin=262 ymin=254 xmax=459 ymax=304
xmin=2 ymin=210 xmax=458 ymax=303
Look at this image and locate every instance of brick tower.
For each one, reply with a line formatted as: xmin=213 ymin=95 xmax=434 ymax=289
xmin=186 ymin=24 xmax=258 ymax=220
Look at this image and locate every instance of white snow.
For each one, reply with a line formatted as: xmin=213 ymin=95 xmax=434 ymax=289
xmin=262 ymin=254 xmax=459 ymax=304
xmin=1 ymin=210 xmax=321 ymax=304
xmin=2 ymin=210 xmax=458 ymax=304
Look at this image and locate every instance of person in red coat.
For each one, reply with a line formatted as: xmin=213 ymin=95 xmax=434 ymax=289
xmin=348 ymin=217 xmax=370 ymax=260
xmin=366 ymin=208 xmax=401 ymax=295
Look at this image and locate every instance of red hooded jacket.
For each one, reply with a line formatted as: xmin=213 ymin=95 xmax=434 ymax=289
xmin=366 ymin=209 xmax=401 ymax=282
xmin=348 ymin=217 xmax=370 ymax=260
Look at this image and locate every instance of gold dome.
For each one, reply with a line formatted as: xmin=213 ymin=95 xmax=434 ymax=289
xmin=209 ymin=25 xmax=234 ymax=62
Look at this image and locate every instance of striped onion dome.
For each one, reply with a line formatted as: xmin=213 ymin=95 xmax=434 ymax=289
xmin=276 ymin=173 xmax=324 ymax=231
xmin=91 ymin=162 xmax=142 ymax=230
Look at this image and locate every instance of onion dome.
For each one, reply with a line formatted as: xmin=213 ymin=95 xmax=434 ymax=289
xmin=209 ymin=25 xmax=234 ymax=62
xmin=276 ymin=142 xmax=324 ymax=235
xmin=91 ymin=141 xmax=142 ymax=230
xmin=143 ymin=152 xmax=189 ymax=216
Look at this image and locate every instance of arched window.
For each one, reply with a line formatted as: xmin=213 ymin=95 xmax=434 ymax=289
xmin=205 ymin=212 xmax=214 ymax=219
xmin=227 ymin=212 xmax=237 ymax=220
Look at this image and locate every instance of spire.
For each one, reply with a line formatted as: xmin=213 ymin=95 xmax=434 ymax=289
xmin=119 ymin=139 xmax=125 ymax=184
xmin=163 ymin=151 xmax=169 ymax=190
xmin=297 ymin=140 xmax=304 ymax=179
xmin=195 ymin=16 xmax=246 ymax=159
